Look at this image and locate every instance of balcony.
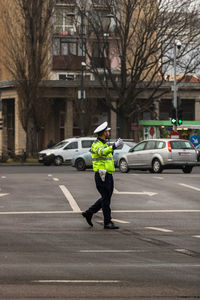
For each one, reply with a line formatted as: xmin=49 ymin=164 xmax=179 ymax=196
xmin=52 ymin=55 xmax=82 ymax=71
xmin=56 ymin=0 xmax=76 ymax=5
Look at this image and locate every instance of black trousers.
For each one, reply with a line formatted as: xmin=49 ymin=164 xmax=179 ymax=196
xmin=87 ymin=172 xmax=114 ymax=225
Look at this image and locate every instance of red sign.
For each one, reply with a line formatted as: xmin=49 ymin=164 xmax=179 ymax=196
xmin=150 ymin=127 xmax=155 ymax=136
xmin=170 ymin=131 xmax=180 ymax=139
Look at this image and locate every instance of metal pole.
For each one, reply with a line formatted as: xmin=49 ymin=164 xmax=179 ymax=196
xmin=173 ymin=41 xmax=177 ymax=130
xmin=80 ymin=9 xmax=85 ymax=137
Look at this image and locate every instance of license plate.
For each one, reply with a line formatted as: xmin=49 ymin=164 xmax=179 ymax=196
xmin=179 ymin=152 xmax=190 ymax=156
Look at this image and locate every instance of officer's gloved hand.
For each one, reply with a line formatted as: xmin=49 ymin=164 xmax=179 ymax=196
xmin=115 ymin=138 xmax=124 ymax=148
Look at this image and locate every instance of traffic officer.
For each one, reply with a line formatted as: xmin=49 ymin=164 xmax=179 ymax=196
xmin=82 ymin=121 xmax=124 ymax=229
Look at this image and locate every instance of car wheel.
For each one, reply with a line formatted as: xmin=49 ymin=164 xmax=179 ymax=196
xmin=182 ymin=166 xmax=193 ymax=173
xmin=152 ymin=159 xmax=162 ymax=173
xmin=54 ymin=156 xmax=63 ymax=166
xmin=119 ymin=159 xmax=129 ymax=173
xmin=75 ymin=158 xmax=86 ymax=171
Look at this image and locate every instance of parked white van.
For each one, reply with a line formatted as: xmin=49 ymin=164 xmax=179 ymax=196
xmin=38 ymin=137 xmax=96 ymax=166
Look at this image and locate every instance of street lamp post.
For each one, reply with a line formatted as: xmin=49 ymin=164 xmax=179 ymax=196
xmin=67 ymin=10 xmax=85 ymax=136
xmin=80 ymin=9 xmax=85 ymax=137
xmin=173 ymin=39 xmax=181 ymax=130
xmin=173 ymin=40 xmax=177 ymax=131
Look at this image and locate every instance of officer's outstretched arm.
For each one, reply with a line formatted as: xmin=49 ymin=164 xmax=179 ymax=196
xmin=94 ymin=145 xmax=113 ymax=156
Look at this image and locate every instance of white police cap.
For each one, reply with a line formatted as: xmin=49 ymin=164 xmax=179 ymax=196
xmin=94 ymin=121 xmax=111 ymax=134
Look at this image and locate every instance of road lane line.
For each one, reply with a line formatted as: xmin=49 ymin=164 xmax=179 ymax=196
xmin=0 ymin=209 xmax=200 ymax=215
xmin=179 ymin=183 xmax=200 ymax=192
xmin=175 ymin=249 xmax=195 ymax=256
xmin=145 ymin=227 xmax=173 ymax=233
xmin=59 ymin=185 xmax=81 ymax=212
xmin=153 ymin=177 xmax=163 ymax=180
xmin=114 ymin=188 xmax=157 ymax=197
xmin=0 ymin=211 xmax=76 ymax=215
xmin=79 ymin=250 xmax=147 ymax=253
xmin=53 ymin=178 xmax=59 ymax=181
xmin=193 ymin=235 xmax=200 ymax=238
xmin=0 ymin=193 xmax=9 ymax=197
xmin=32 ymin=280 xmax=120 ymax=283
xmin=48 ymin=174 xmax=52 ymax=177
xmin=112 ymin=210 xmax=200 ymax=213
xmin=1 ymin=176 xmax=6 ymax=179
xmin=97 ymin=218 xmax=130 ymax=224
xmin=112 ymin=218 xmax=130 ymax=224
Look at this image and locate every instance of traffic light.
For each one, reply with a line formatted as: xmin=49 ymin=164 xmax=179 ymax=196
xmin=177 ymin=97 xmax=183 ymax=125
xmin=170 ymin=107 xmax=177 ymax=125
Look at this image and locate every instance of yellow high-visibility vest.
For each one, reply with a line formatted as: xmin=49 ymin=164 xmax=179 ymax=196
xmin=91 ymin=139 xmax=115 ymax=174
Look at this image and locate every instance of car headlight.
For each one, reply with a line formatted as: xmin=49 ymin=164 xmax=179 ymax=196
xmin=46 ymin=152 xmax=52 ymax=156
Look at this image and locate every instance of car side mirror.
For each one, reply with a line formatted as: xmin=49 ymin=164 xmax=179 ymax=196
xmin=129 ymin=148 xmax=134 ymax=152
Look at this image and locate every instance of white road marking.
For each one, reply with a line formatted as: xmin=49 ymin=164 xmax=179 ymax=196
xmin=0 ymin=193 xmax=9 ymax=197
xmin=112 ymin=218 xmax=130 ymax=224
xmin=153 ymin=177 xmax=163 ymax=180
xmin=32 ymin=280 xmax=120 ymax=283
xmin=175 ymin=249 xmax=194 ymax=256
xmin=114 ymin=188 xmax=157 ymax=197
xmin=112 ymin=209 xmax=200 ymax=213
xmin=59 ymin=185 xmax=81 ymax=212
xmin=192 ymin=235 xmax=200 ymax=238
xmin=145 ymin=226 xmax=173 ymax=233
xmin=79 ymin=250 xmax=147 ymax=253
xmin=0 ymin=209 xmax=200 ymax=215
xmin=97 ymin=218 xmax=130 ymax=224
xmin=53 ymin=178 xmax=59 ymax=181
xmin=179 ymin=183 xmax=200 ymax=192
xmin=0 ymin=211 xmax=75 ymax=215
xmin=1 ymin=176 xmax=6 ymax=179
xmin=48 ymin=174 xmax=52 ymax=177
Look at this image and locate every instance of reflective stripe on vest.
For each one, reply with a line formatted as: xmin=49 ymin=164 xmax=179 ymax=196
xmin=97 ymin=146 xmax=105 ymax=156
xmin=92 ymin=157 xmax=112 ymax=161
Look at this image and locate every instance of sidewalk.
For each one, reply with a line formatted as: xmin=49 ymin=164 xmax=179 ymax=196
xmin=0 ymin=162 xmax=41 ymax=166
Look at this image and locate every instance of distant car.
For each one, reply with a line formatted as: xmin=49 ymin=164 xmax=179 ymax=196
xmin=118 ymin=139 xmax=198 ymax=174
xmin=196 ymin=144 xmax=200 ymax=161
xmin=38 ymin=137 xmax=96 ymax=166
xmin=72 ymin=141 xmax=136 ymax=171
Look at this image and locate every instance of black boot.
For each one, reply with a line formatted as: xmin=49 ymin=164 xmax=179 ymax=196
xmin=104 ymin=221 xmax=119 ymax=229
xmin=82 ymin=212 xmax=93 ymax=227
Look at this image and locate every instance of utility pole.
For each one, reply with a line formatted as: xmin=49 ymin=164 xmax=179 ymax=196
xmin=173 ymin=39 xmax=181 ymax=130
xmin=80 ymin=8 xmax=85 ymax=137
xmin=173 ymin=40 xmax=177 ymax=131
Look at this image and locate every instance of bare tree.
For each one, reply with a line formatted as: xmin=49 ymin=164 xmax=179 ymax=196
xmin=79 ymin=0 xmax=200 ymax=138
xmin=0 ymin=0 xmax=55 ymax=156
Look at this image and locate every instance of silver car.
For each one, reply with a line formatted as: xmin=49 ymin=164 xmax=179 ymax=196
xmin=71 ymin=141 xmax=136 ymax=171
xmin=118 ymin=139 xmax=198 ymax=174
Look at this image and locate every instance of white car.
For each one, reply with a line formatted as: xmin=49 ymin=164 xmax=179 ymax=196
xmin=38 ymin=137 xmax=96 ymax=166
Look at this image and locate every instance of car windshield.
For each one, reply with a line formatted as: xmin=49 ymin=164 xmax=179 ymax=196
xmin=125 ymin=141 xmax=136 ymax=147
xmin=170 ymin=140 xmax=193 ymax=150
xmin=50 ymin=141 xmax=69 ymax=149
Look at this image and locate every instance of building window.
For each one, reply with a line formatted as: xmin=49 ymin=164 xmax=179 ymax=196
xmin=54 ymin=7 xmax=74 ymax=35
xmin=89 ymin=9 xmax=111 ymax=33
xmin=91 ymin=42 xmax=109 ymax=68
xmin=59 ymin=111 xmax=65 ymax=140
xmin=53 ymin=37 xmax=85 ymax=57
xmin=93 ymin=42 xmax=109 ymax=58
xmin=53 ymin=38 xmax=60 ymax=55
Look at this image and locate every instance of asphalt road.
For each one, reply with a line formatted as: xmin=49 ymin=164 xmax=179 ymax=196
xmin=0 ymin=165 xmax=200 ymax=299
